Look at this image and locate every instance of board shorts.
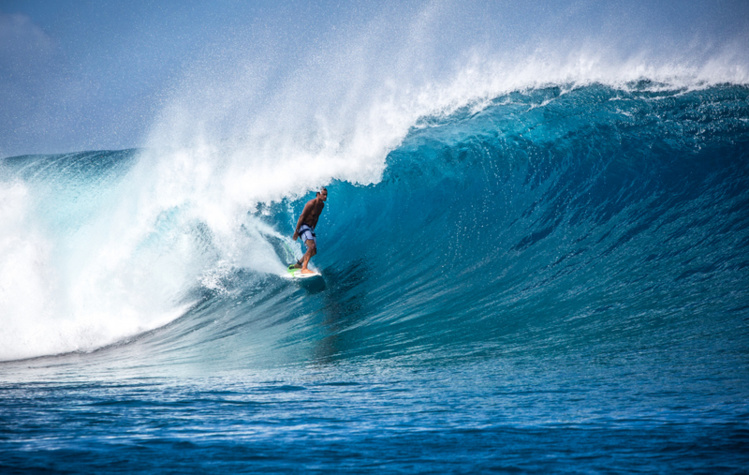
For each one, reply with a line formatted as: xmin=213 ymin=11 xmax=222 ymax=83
xmin=298 ymin=224 xmax=316 ymax=245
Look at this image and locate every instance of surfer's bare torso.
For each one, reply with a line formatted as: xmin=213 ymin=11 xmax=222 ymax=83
xmin=294 ymin=194 xmax=326 ymax=233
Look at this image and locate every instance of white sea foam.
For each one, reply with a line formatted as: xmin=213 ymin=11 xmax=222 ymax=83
xmin=0 ymin=172 xmax=198 ymax=361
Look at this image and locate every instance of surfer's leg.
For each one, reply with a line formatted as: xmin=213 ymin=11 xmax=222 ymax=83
xmin=301 ymin=239 xmax=317 ymax=273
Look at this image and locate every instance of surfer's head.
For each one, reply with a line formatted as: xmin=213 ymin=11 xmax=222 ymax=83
xmin=317 ymin=187 xmax=328 ymax=201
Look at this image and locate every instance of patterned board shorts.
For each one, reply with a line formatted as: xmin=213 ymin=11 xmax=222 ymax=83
xmin=299 ymin=224 xmax=316 ymax=244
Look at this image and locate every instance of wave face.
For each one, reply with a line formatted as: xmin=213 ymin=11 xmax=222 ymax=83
xmin=2 ymin=83 xmax=748 ymax=369
xmin=318 ymin=83 xmax=749 ymax=363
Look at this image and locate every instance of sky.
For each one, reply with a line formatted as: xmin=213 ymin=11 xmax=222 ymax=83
xmin=1 ymin=0 xmax=747 ymax=158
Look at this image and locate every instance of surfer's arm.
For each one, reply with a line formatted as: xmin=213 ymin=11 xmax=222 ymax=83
xmin=293 ymin=200 xmax=314 ymax=239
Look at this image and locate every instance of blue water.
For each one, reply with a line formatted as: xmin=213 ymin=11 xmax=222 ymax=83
xmin=2 ymin=83 xmax=749 ymax=472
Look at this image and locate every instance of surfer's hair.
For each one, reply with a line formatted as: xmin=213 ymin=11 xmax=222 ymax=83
xmin=318 ymin=187 xmax=327 ymax=195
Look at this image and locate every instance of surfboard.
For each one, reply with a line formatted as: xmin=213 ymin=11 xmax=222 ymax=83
xmin=285 ymin=265 xmax=323 ymax=280
xmin=284 ymin=265 xmax=326 ymax=291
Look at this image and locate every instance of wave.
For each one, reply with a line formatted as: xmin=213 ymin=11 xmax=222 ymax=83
xmin=2 ymin=82 xmax=747 ymax=366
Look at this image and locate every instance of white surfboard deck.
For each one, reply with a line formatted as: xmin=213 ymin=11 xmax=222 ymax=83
xmin=284 ymin=266 xmax=323 ymax=280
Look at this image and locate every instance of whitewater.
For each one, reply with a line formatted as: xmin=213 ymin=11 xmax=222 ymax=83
xmin=2 ymin=3 xmax=749 ymax=472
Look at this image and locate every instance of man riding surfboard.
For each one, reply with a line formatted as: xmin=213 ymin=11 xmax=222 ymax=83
xmin=291 ymin=187 xmax=327 ymax=274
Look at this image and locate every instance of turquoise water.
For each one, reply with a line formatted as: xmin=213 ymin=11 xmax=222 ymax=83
xmin=1 ymin=84 xmax=748 ymax=472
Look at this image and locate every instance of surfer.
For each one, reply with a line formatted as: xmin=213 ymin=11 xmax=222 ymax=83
xmin=291 ymin=187 xmax=328 ymax=274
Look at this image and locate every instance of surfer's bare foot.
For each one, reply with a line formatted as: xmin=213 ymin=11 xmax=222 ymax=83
xmin=301 ymin=268 xmax=315 ymax=274
xmin=290 ymin=262 xmax=302 ymax=269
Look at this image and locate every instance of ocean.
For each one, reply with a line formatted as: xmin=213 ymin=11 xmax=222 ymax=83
xmin=1 ymin=82 xmax=748 ymax=472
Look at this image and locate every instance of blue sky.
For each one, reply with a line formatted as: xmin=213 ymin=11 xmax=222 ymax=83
xmin=0 ymin=1 xmax=329 ymax=156
xmin=1 ymin=0 xmax=747 ymax=157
